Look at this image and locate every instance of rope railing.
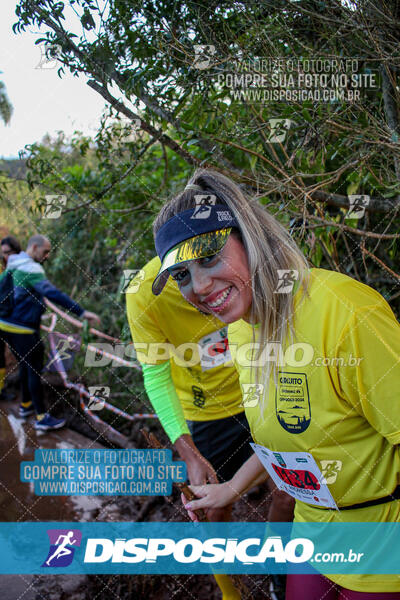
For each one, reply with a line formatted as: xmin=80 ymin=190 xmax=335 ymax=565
xmin=44 ymin=299 xmax=121 ymax=343
xmin=42 ymin=302 xmax=157 ymax=434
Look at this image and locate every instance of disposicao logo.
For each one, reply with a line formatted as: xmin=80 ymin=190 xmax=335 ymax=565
xmin=41 ymin=531 xmax=315 ymax=569
xmin=82 ymin=536 xmax=314 ymax=564
xmin=42 ymin=529 xmax=82 ymax=567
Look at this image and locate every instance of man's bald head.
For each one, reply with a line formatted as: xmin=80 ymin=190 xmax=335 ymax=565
xmin=26 ymin=235 xmax=51 ymax=264
xmin=27 ymin=235 xmax=49 ymax=250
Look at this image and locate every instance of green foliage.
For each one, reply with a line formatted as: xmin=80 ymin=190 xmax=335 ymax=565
xmin=0 ymin=79 xmax=13 ymax=125
xmin=3 ymin=0 xmax=400 ymax=415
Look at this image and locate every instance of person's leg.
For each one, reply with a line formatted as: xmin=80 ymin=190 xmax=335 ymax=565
xmin=25 ymin=333 xmax=46 ymax=415
xmin=0 ymin=332 xmax=15 ymax=401
xmin=19 ymin=358 xmax=31 ymax=405
xmin=3 ymin=332 xmax=34 ymax=414
xmin=187 ymin=413 xmax=252 ymax=598
xmin=5 ymin=332 xmax=46 ymax=414
xmin=286 ymin=573 xmax=339 ymax=600
xmin=267 ymin=478 xmax=295 ymax=522
xmin=338 ymin=588 xmax=400 ymax=599
xmin=188 ymin=412 xmax=253 ymax=483
xmin=5 ymin=331 xmax=65 ymax=430
xmin=264 ymin=453 xmax=295 ymax=599
xmin=188 ymin=412 xmax=253 ymax=520
xmin=4 ymin=332 xmax=30 ymax=404
xmin=0 ymin=336 xmax=6 ymax=395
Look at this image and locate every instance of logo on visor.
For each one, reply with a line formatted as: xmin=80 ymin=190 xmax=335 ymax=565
xmin=191 ymin=194 xmax=217 ymax=219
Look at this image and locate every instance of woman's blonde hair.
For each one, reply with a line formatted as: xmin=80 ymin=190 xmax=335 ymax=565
xmin=153 ymin=168 xmax=309 ymax=409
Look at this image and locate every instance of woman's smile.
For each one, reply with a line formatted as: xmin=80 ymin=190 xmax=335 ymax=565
xmin=203 ymin=285 xmax=233 ymax=311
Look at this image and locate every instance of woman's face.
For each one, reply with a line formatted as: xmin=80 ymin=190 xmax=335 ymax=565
xmin=1 ymin=244 xmax=17 ymax=266
xmin=168 ymin=234 xmax=253 ymax=323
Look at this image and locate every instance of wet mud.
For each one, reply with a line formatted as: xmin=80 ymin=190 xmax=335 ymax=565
xmin=0 ymin=365 xmax=272 ymax=599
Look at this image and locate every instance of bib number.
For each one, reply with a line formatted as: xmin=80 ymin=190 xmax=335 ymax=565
xmin=198 ymin=327 xmax=231 ymax=371
xmin=251 ymin=443 xmax=338 ymax=509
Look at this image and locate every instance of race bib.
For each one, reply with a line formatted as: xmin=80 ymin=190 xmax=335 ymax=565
xmin=198 ymin=327 xmax=232 ymax=371
xmin=251 ymin=443 xmax=338 ymax=509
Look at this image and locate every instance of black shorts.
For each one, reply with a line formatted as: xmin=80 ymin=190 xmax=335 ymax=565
xmin=186 ymin=411 xmax=253 ymax=482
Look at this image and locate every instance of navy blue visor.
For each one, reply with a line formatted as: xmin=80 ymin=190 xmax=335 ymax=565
xmin=152 ymin=204 xmax=238 ymax=295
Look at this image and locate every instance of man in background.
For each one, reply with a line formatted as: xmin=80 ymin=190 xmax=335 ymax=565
xmin=0 ymin=235 xmax=21 ymax=400
xmin=0 ymin=234 xmax=100 ymax=431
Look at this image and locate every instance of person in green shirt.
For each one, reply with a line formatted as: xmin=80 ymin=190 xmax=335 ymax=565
xmin=0 ymin=235 xmax=21 ymax=400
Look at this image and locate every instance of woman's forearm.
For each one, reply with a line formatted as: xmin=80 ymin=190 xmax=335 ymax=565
xmin=226 ymin=453 xmax=268 ymax=499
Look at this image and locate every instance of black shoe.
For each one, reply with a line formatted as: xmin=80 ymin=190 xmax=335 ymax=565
xmin=269 ymin=574 xmax=286 ymax=600
xmin=0 ymin=389 xmax=15 ymax=401
xmin=18 ymin=403 xmax=36 ymax=417
xmin=34 ymin=413 xmax=66 ymax=431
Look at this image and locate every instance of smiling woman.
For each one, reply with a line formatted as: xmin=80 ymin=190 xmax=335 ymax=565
xmin=152 ymin=169 xmax=400 ymax=600
xmin=152 ymin=169 xmax=309 ymax=365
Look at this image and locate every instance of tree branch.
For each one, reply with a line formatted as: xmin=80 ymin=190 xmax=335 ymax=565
xmin=361 ymin=247 xmax=400 ymax=281
xmin=306 ymin=214 xmax=400 ymax=239
xmin=86 ymin=80 xmax=203 ymax=166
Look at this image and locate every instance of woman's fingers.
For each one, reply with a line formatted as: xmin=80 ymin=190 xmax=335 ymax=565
xmin=184 ymin=496 xmax=210 ymax=511
xmin=207 ymin=470 xmax=219 ymax=484
xmin=188 ymin=484 xmax=207 ymax=497
xmin=181 ymin=485 xmax=219 ymax=523
xmin=180 ymin=492 xmax=199 ymax=522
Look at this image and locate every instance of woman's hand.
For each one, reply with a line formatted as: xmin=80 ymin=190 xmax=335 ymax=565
xmin=181 ymin=454 xmax=268 ymax=521
xmin=182 ymin=482 xmax=238 ymax=521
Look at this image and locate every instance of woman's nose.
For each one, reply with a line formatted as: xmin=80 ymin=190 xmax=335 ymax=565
xmin=191 ymin=264 xmax=213 ymax=297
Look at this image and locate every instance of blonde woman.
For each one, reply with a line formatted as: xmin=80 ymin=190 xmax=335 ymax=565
xmin=151 ymin=169 xmax=400 ymax=600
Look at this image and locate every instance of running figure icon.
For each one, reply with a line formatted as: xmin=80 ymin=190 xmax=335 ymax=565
xmin=275 ymin=269 xmax=299 ymax=293
xmin=45 ymin=531 xmax=77 ymax=566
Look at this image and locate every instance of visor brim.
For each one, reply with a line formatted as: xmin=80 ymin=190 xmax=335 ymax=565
xmin=152 ymin=228 xmax=232 ymax=295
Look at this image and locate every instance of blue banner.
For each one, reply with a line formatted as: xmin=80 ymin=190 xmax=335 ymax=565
xmin=20 ymin=449 xmax=186 ymax=496
xmin=0 ymin=522 xmax=399 ymax=575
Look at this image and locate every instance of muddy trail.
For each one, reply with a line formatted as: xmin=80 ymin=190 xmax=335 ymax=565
xmin=0 ymin=359 xmax=273 ymax=600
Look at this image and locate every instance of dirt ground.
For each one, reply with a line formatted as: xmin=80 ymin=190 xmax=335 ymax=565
xmin=0 ymin=353 xmax=273 ymax=600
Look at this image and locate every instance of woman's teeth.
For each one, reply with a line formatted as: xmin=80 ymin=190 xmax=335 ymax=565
xmin=208 ymin=286 xmax=232 ymax=308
